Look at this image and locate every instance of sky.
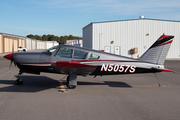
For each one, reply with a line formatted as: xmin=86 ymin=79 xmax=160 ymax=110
xmin=0 ymin=0 xmax=180 ymax=37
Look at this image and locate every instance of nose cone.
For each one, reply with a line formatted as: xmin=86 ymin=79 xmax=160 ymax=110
xmin=4 ymin=53 xmax=14 ymax=60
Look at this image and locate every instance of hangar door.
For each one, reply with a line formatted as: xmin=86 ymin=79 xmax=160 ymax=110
xmin=0 ymin=34 xmax=3 ymax=53
xmin=105 ymin=46 xmax=110 ymax=53
xmin=14 ymin=40 xmax=18 ymax=52
xmin=4 ymin=38 xmax=12 ymax=53
xmin=114 ymin=46 xmax=121 ymax=55
xmin=19 ymin=39 xmax=25 ymax=48
xmin=4 ymin=37 xmax=19 ymax=53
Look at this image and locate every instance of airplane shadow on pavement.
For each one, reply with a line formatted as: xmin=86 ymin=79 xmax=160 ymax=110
xmin=0 ymin=76 xmax=132 ymax=92
xmin=0 ymin=76 xmax=60 ymax=92
xmin=78 ymin=81 xmax=132 ymax=88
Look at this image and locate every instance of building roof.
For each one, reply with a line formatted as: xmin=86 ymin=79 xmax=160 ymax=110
xmin=0 ymin=32 xmax=26 ymax=39
xmin=83 ymin=18 xmax=180 ymax=29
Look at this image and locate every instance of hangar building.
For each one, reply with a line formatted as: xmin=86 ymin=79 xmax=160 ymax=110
xmin=83 ymin=18 xmax=180 ymax=59
xmin=0 ymin=33 xmax=58 ymax=54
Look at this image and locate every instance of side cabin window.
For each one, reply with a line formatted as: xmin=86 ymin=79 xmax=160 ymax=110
xmin=89 ymin=53 xmax=100 ymax=60
xmin=54 ymin=47 xmax=73 ymax=58
xmin=74 ymin=50 xmax=88 ymax=59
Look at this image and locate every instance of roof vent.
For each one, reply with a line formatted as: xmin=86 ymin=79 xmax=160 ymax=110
xmin=139 ymin=16 xmax=145 ymax=19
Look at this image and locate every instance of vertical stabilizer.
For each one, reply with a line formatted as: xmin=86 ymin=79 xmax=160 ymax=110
xmin=139 ymin=34 xmax=174 ymax=65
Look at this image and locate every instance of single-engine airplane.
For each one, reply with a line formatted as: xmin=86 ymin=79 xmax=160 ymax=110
xmin=4 ymin=34 xmax=175 ymax=89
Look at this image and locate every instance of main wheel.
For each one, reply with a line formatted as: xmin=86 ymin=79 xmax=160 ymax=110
xmin=66 ymin=76 xmax=69 ymax=88
xmin=15 ymin=79 xmax=23 ymax=85
xmin=66 ymin=75 xmax=77 ymax=89
xmin=68 ymin=85 xmax=76 ymax=89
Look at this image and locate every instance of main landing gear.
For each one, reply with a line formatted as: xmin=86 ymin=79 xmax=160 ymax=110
xmin=15 ymin=71 xmax=23 ymax=85
xmin=66 ymin=69 xmax=77 ymax=89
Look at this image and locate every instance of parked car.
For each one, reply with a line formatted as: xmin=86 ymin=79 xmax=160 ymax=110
xmin=18 ymin=46 xmax=27 ymax=52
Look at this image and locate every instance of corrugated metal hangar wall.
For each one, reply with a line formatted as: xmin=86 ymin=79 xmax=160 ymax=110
xmin=0 ymin=33 xmax=59 ymax=54
xmin=83 ymin=18 xmax=180 ymax=59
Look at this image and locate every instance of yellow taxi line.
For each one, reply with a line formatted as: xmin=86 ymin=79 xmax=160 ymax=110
xmin=59 ymin=80 xmax=67 ymax=92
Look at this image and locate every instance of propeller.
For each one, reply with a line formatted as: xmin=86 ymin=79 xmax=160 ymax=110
xmin=10 ymin=40 xmax=15 ymax=69
xmin=11 ymin=40 xmax=14 ymax=68
xmin=4 ymin=40 xmax=15 ymax=69
xmin=9 ymin=59 xmax=13 ymax=69
xmin=9 ymin=58 xmax=16 ymax=69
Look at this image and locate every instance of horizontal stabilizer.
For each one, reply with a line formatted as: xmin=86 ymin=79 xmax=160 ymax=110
xmin=52 ymin=61 xmax=97 ymax=68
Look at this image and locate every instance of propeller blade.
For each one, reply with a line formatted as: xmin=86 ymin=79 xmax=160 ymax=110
xmin=14 ymin=61 xmax=17 ymax=66
xmin=9 ymin=59 xmax=13 ymax=69
xmin=12 ymin=40 xmax=14 ymax=53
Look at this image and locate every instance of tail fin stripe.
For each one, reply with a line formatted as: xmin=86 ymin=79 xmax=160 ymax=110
xmin=150 ymin=36 xmax=174 ymax=48
xmin=158 ymin=40 xmax=173 ymax=47
xmin=139 ymin=34 xmax=174 ymax=65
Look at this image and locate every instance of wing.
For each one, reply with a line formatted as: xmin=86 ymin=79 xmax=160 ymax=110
xmin=51 ymin=61 xmax=98 ymax=76
xmin=51 ymin=61 xmax=97 ymax=68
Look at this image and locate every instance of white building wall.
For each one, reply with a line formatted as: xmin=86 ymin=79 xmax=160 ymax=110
xmin=37 ymin=41 xmax=41 ymax=49
xmin=47 ymin=42 xmax=53 ymax=49
xmin=83 ymin=23 xmax=93 ymax=48
xmin=32 ymin=40 xmax=36 ymax=49
xmin=26 ymin=38 xmax=32 ymax=50
xmin=66 ymin=39 xmax=83 ymax=47
xmin=83 ymin=19 xmax=180 ymax=58
xmin=54 ymin=42 xmax=59 ymax=46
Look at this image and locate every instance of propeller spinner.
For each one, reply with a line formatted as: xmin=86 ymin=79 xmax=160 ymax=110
xmin=4 ymin=53 xmax=14 ymax=69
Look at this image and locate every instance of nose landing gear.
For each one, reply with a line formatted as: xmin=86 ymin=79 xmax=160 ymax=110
xmin=15 ymin=71 xmax=23 ymax=85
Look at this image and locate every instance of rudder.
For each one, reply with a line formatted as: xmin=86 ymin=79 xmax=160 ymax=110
xmin=139 ymin=34 xmax=174 ymax=65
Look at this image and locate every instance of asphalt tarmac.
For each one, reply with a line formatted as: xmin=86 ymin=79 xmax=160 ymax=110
xmin=0 ymin=51 xmax=180 ymax=120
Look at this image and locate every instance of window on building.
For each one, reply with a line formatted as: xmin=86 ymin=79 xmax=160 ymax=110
xmin=74 ymin=50 xmax=88 ymax=59
xmin=89 ymin=53 xmax=100 ymax=60
xmin=54 ymin=47 xmax=73 ymax=58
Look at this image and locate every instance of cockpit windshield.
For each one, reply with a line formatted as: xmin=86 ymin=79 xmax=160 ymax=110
xmin=42 ymin=45 xmax=59 ymax=55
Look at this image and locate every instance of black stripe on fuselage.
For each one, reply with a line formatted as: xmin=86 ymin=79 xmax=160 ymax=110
xmin=91 ymin=66 xmax=160 ymax=75
xmin=17 ymin=64 xmax=57 ymax=73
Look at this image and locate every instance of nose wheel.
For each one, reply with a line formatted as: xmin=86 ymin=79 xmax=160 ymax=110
xmin=15 ymin=72 xmax=23 ymax=85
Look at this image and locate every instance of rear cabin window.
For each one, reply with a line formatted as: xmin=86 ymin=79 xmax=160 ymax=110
xmin=54 ymin=48 xmax=73 ymax=58
xmin=89 ymin=53 xmax=100 ymax=60
xmin=74 ymin=50 xmax=88 ymax=59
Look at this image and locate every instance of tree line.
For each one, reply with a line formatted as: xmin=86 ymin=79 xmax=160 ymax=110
xmin=26 ymin=34 xmax=82 ymax=44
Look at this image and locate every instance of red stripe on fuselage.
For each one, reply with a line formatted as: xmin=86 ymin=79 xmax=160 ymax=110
xmin=54 ymin=61 xmax=97 ymax=68
xmin=19 ymin=62 xmax=51 ymax=66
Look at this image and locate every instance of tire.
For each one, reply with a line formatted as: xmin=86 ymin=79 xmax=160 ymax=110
xmin=15 ymin=79 xmax=23 ymax=85
xmin=66 ymin=76 xmax=69 ymax=87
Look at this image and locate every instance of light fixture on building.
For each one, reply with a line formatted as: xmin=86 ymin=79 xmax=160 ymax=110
xmin=111 ymin=41 xmax=114 ymax=44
